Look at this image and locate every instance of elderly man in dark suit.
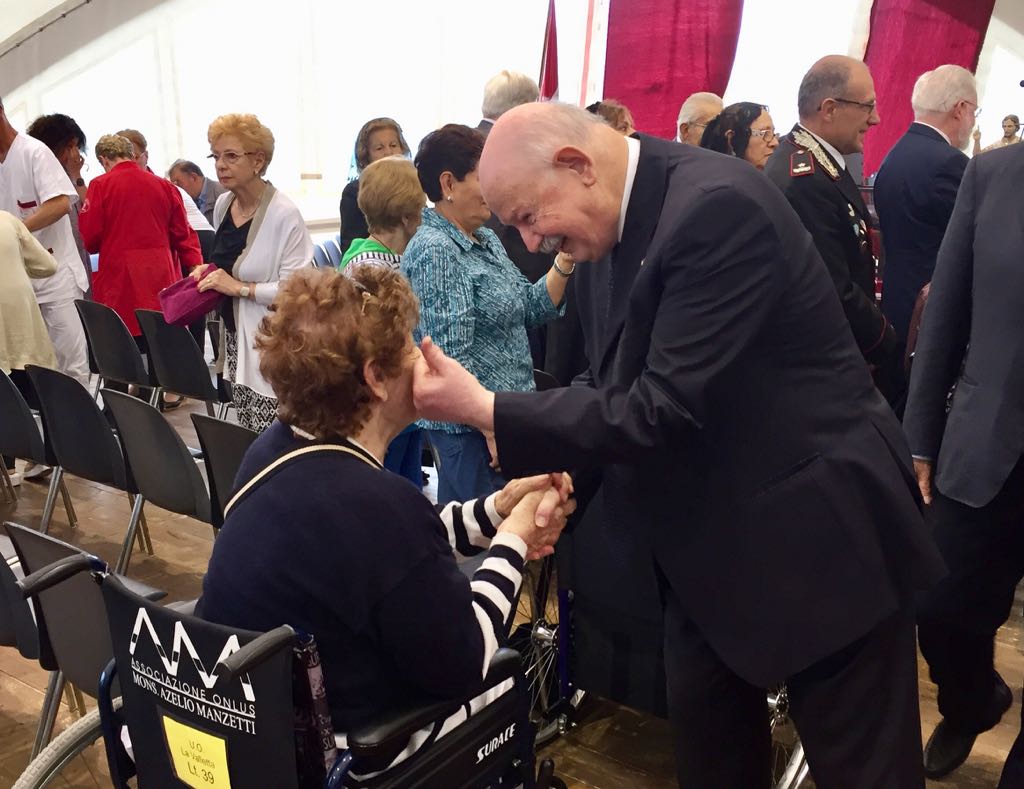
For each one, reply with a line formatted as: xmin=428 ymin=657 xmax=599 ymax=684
xmin=411 ymin=101 xmax=944 ymax=787
xmin=875 ymin=65 xmax=974 ymax=350
xmin=766 ymin=55 xmax=905 ymax=407
xmin=168 ymin=159 xmax=226 ymax=226
xmin=904 ymin=143 xmax=1024 ymax=782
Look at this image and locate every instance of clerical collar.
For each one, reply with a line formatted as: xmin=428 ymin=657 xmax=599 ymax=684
xmin=798 ymin=124 xmax=846 ymax=171
xmin=619 ymin=135 xmax=641 ymax=242
xmin=913 ymin=121 xmax=951 ymax=145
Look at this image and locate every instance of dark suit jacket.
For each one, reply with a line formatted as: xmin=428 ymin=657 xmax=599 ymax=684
xmin=493 ymin=136 xmax=944 ymax=686
xmin=903 ymin=144 xmax=1024 ymax=509
xmin=765 ymin=127 xmax=904 ymax=403
xmin=199 ymin=178 xmax=227 ymax=226
xmin=875 ymin=123 xmax=968 ymax=345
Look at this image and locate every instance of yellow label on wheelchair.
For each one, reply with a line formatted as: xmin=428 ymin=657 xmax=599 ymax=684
xmin=162 ymin=715 xmax=232 ymax=789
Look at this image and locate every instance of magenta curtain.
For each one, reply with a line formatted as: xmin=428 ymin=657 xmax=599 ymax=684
xmin=603 ymin=0 xmax=744 ymax=139
xmin=863 ymin=0 xmax=996 ymax=176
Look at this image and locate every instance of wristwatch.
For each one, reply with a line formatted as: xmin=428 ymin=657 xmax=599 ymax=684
xmin=75 ymin=177 xmax=85 ymax=187
xmin=239 ymin=285 xmax=251 ymax=299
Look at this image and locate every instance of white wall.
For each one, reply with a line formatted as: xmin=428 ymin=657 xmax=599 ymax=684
xmin=975 ymin=0 xmax=1024 ymax=150
xmin=2 ymin=0 xmax=555 ymax=222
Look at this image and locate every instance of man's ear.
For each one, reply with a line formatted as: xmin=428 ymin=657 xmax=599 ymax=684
xmin=363 ymin=358 xmax=388 ymax=402
xmin=553 ymin=146 xmax=596 ymax=186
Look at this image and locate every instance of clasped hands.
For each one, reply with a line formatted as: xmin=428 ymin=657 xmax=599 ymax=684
xmin=190 ymin=263 xmax=246 ymax=298
xmin=494 ymin=473 xmax=576 ymax=561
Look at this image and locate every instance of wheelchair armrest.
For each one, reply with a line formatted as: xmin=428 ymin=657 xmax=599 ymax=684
xmin=219 ymin=625 xmax=295 ymax=681
xmin=165 ymin=598 xmax=198 ymax=615
xmin=18 ymin=554 xmax=106 ymax=597
xmin=347 ymin=648 xmax=522 ymax=769
xmin=115 ymin=573 xmax=167 ymax=603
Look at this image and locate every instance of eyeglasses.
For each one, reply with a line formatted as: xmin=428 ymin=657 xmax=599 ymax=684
xmin=207 ymin=151 xmax=256 ymax=165
xmin=749 ymin=127 xmax=777 ymax=143
xmin=832 ymin=97 xmax=877 ymax=113
xmin=962 ymin=100 xmax=982 ymax=118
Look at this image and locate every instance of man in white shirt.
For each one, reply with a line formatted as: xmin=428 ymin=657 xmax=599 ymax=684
xmin=0 ymin=97 xmax=90 ymax=388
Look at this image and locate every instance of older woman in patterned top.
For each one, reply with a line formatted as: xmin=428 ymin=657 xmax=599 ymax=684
xmin=402 ymin=124 xmax=571 ymax=504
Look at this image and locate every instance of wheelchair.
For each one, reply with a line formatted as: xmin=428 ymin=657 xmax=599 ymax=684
xmin=14 ymin=551 xmax=567 ymax=789
xmin=510 ymin=488 xmax=811 ymax=788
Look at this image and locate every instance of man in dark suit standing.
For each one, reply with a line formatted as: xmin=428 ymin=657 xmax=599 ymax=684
xmin=904 ymin=143 xmax=1024 ymax=782
xmin=875 ymin=65 xmax=974 ymax=349
xmin=412 ymin=101 xmax=945 ymax=786
xmin=168 ymin=159 xmax=227 ymax=227
xmin=766 ymin=55 xmax=905 ymax=407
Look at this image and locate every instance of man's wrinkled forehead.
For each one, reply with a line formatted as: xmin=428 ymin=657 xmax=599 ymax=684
xmin=480 ymin=148 xmax=535 ymax=216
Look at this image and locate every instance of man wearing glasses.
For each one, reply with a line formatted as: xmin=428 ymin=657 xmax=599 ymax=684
xmin=766 ymin=55 xmax=905 ymax=408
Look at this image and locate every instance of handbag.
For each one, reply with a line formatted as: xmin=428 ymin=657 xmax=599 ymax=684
xmin=159 ymin=264 xmax=224 ymax=327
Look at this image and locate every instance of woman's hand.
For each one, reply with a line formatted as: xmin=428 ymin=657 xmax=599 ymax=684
xmin=498 ymin=487 xmax=576 ymax=560
xmin=189 ymin=263 xmax=211 ymax=281
xmin=198 ymin=267 xmax=245 ymax=297
xmin=495 ymin=472 xmax=574 ymax=520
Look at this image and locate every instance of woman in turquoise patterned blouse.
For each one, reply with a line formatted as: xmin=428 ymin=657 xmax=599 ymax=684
xmin=403 ymin=124 xmax=571 ymax=504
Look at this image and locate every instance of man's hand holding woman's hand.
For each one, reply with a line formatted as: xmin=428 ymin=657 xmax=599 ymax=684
xmin=497 ymin=473 xmax=576 ymax=561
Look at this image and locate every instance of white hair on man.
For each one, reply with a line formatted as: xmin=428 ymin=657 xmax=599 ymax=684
xmin=911 ymin=65 xmax=977 ymax=116
xmin=481 ymin=70 xmax=541 ymax=121
xmin=677 ymin=92 xmax=724 ymax=144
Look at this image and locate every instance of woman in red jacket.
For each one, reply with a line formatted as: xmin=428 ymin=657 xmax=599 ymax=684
xmin=79 ymin=134 xmax=202 ymax=344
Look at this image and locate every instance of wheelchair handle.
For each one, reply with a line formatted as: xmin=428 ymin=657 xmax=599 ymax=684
xmin=220 ymin=624 xmax=295 ymax=681
xmin=18 ymin=554 xmax=107 ymax=598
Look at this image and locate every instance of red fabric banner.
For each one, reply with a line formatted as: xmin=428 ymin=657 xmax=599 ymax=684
xmin=863 ymin=0 xmax=996 ymax=177
xmin=539 ymin=0 xmax=559 ymax=100
xmin=602 ymin=0 xmax=743 ymax=139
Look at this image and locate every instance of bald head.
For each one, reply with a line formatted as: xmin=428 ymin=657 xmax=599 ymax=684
xmin=480 ymin=102 xmax=627 ymax=262
xmin=797 ymin=55 xmax=879 ymax=154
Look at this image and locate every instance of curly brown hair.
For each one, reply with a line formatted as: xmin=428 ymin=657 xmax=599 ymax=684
xmin=256 ymin=266 xmax=420 ymax=439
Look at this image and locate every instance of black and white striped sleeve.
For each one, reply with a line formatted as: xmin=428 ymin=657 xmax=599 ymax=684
xmin=468 ymin=532 xmax=526 ymax=670
xmin=435 ymin=493 xmax=504 ymax=560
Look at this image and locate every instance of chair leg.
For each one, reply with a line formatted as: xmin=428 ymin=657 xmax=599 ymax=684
xmin=39 ymin=467 xmax=64 ymax=533
xmin=116 ymin=495 xmax=146 ymax=573
xmin=206 ymin=400 xmax=215 ymax=417
xmin=31 ymin=670 xmax=65 ymax=758
xmin=138 ymin=510 xmax=154 ymax=556
xmin=0 ymin=464 xmax=15 ymax=502
xmin=91 ymin=375 xmax=103 ymax=402
xmin=59 ymin=477 xmax=78 ymax=529
xmin=63 ymin=681 xmax=79 ymax=715
xmin=217 ymin=402 xmax=230 ymax=420
xmin=147 ymin=386 xmax=162 ymax=407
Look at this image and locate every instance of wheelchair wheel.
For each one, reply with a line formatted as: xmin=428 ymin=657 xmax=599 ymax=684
xmin=768 ymin=686 xmax=811 ymax=789
xmin=12 ymin=699 xmax=120 ymax=789
xmin=509 ymin=555 xmax=581 ymax=746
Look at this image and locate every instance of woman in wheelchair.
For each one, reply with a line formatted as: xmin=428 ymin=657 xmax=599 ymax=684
xmin=196 ymin=266 xmax=574 ymax=784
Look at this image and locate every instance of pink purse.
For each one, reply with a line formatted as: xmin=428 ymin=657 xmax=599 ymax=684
xmin=158 ymin=265 xmax=225 ymax=327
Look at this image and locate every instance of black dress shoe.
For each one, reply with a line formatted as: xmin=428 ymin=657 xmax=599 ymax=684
xmin=924 ymin=721 xmax=979 ymax=779
xmin=924 ymin=683 xmax=1013 ymax=779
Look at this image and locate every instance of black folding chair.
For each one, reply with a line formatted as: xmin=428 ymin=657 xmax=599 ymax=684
xmin=6 ymin=522 xmax=164 ymax=759
xmin=136 ymin=309 xmax=231 ymax=418
xmin=0 ymin=370 xmax=76 ymax=524
xmin=190 ymin=414 xmax=258 ymax=530
xmin=25 ymin=366 xmax=152 ymax=562
xmin=103 ymin=391 xmax=212 ymax=541
xmin=74 ymin=299 xmax=158 ymax=404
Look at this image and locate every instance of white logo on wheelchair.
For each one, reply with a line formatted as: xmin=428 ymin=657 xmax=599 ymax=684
xmin=476 ymin=722 xmax=516 ymax=763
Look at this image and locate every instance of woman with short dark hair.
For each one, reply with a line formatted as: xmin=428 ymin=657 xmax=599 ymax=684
xmin=339 ymin=118 xmax=411 ymax=254
xmin=402 ymin=124 xmax=571 ymax=504
xmin=701 ymin=102 xmax=779 ymax=170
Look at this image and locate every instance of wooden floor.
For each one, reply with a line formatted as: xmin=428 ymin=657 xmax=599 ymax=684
xmin=1 ymin=398 xmax=1021 ymax=787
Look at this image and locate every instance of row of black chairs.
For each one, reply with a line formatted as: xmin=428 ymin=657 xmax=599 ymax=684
xmin=74 ymin=299 xmax=232 ymax=418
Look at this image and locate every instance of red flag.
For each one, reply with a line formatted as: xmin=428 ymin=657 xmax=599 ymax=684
xmin=539 ymin=0 xmax=558 ymax=100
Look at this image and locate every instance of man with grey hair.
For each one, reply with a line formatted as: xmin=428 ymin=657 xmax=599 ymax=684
xmin=477 ymin=70 xmax=541 ymax=136
xmin=765 ymin=55 xmax=904 ymax=407
xmin=415 ymin=99 xmax=943 ymax=786
xmin=168 ymin=158 xmax=226 ymax=225
xmin=874 ymin=65 xmax=974 ymax=351
xmin=676 ymin=91 xmax=723 ymax=145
